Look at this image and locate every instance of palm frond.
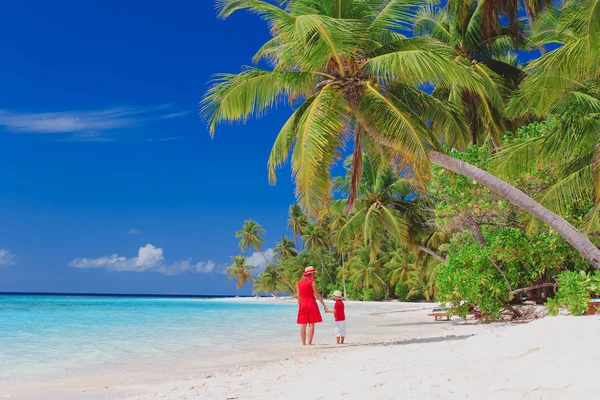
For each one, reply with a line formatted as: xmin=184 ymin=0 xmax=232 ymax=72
xmin=201 ymin=69 xmax=316 ymax=135
xmin=290 ymin=83 xmax=350 ymax=215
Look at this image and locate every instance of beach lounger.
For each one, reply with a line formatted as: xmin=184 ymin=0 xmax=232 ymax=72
xmin=427 ymin=312 xmax=450 ymax=321
xmin=428 ymin=306 xmax=480 ymax=321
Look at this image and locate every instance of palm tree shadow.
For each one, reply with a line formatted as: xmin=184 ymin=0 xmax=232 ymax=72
xmin=342 ymin=334 xmax=474 ymax=348
xmin=380 ymin=321 xmax=444 ymax=327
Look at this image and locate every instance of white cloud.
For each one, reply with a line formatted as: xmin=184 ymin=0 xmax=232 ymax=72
xmin=0 ymin=106 xmax=190 ymax=141
xmin=245 ymin=248 xmax=274 ymax=271
xmin=0 ymin=108 xmax=144 ymax=134
xmin=156 ymin=259 xmax=193 ymax=276
xmin=135 ymin=244 xmax=164 ymax=267
xmin=69 ymin=244 xmax=220 ymax=275
xmin=158 ymin=111 xmax=191 ymax=119
xmin=127 ymin=228 xmax=141 ymax=235
xmin=70 ymin=244 xmax=162 ymax=272
xmin=0 ymin=249 xmax=15 ymax=266
xmin=196 ymin=260 xmax=216 ymax=273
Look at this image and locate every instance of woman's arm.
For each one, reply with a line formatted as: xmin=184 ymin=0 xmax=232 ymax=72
xmin=312 ymin=281 xmax=328 ymax=311
xmin=297 ymin=281 xmax=301 ymax=306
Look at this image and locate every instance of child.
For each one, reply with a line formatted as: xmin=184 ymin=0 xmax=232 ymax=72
xmin=325 ymin=290 xmax=346 ymax=344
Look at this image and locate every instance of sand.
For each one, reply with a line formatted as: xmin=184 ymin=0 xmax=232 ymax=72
xmin=9 ymin=301 xmax=600 ymax=400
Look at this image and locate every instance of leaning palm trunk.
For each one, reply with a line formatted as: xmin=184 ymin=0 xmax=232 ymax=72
xmin=430 ymin=151 xmax=600 ymax=268
xmin=417 ymin=245 xmax=447 ymax=263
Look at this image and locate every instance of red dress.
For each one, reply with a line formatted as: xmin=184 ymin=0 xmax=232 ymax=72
xmin=296 ymin=277 xmax=322 ymax=324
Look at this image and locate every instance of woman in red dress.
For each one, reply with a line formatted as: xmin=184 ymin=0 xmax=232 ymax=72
xmin=297 ymin=266 xmax=328 ymax=345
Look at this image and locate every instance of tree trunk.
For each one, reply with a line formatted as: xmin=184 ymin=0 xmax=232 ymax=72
xmin=317 ymin=252 xmax=334 ymax=284
xmin=510 ymin=283 xmax=556 ymax=296
xmin=430 ymin=150 xmax=600 ymax=269
xmin=341 ymin=252 xmax=347 ymax=299
xmin=468 ymin=218 xmax=488 ymax=248
xmin=417 ymin=245 xmax=447 ymax=263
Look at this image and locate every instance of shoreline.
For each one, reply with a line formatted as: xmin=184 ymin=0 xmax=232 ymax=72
xmin=5 ymin=299 xmax=443 ymax=399
xmin=123 ymin=314 xmax=600 ymax=400
xmin=7 ymin=298 xmax=598 ymax=399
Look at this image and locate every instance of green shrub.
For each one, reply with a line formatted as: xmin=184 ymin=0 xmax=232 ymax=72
xmin=546 ymin=271 xmax=600 ymax=316
xmin=362 ymin=288 xmax=378 ymax=301
xmin=395 ymin=282 xmax=410 ymax=302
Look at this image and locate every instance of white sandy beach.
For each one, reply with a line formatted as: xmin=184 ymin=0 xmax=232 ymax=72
xmin=122 ymin=314 xmax=599 ymax=400
xmin=9 ymin=299 xmax=600 ymax=400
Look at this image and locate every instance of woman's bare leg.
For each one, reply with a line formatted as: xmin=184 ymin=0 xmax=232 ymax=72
xmin=307 ymin=324 xmax=315 ymax=345
xmin=300 ymin=324 xmax=307 ymax=345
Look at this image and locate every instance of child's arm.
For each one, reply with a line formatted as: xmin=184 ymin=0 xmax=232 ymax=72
xmin=325 ymin=309 xmax=334 ymax=314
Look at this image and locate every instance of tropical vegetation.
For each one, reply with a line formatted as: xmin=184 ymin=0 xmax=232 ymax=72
xmin=211 ymin=0 xmax=600 ymax=320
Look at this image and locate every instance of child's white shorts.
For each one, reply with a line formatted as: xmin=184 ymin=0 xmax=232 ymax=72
xmin=334 ymin=321 xmax=346 ymax=337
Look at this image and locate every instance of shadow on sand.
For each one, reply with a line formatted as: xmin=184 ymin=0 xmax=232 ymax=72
xmin=341 ymin=334 xmax=474 ymax=349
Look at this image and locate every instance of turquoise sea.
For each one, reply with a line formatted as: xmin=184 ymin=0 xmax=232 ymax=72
xmin=0 ymin=294 xmax=299 ymax=387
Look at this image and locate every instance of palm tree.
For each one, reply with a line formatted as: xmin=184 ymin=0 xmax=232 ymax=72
xmin=414 ymin=2 xmax=520 ymax=147
xmin=302 ymin=221 xmax=334 ymax=282
xmin=226 ymin=255 xmax=255 ymax=289
xmin=202 ymin=0 xmax=600 ymax=268
xmin=348 ymin=246 xmax=387 ymax=294
xmin=333 ymin=155 xmax=411 ymax=261
xmin=385 ymin=247 xmax=416 ymax=288
xmin=302 ymin=221 xmax=329 ymax=251
xmin=236 ymin=219 xmax=267 ymax=258
xmin=494 ymin=0 xmax=600 ymax=234
xmin=236 ymin=220 xmax=295 ymax=290
xmin=274 ymin=235 xmax=298 ymax=260
xmin=405 ymin=256 xmax=439 ymax=301
xmin=253 ymin=266 xmax=284 ymax=296
xmin=287 ymin=204 xmax=307 ymax=249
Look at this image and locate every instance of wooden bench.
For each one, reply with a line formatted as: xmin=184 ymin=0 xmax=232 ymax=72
xmin=428 ymin=307 xmax=480 ymax=321
xmin=427 ymin=312 xmax=450 ymax=321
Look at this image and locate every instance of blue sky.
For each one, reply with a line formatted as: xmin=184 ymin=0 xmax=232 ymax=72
xmin=0 ymin=0 xmax=300 ymax=295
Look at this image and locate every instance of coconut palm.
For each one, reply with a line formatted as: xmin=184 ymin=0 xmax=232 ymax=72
xmin=405 ymin=256 xmax=440 ymax=301
xmin=281 ymin=251 xmax=313 ymax=284
xmin=236 ymin=219 xmax=267 ymax=254
xmin=203 ymin=0 xmax=600 ymax=267
xmin=385 ymin=247 xmax=417 ymax=287
xmin=253 ymin=266 xmax=285 ymax=296
xmin=301 ymin=221 xmax=329 ymax=251
xmin=302 ymin=221 xmax=334 ymax=282
xmin=236 ymin=219 xmax=295 ymax=290
xmin=348 ymin=246 xmax=387 ymax=294
xmin=332 ymin=155 xmax=411 ymax=261
xmin=287 ymin=204 xmax=307 ymax=249
xmin=274 ymin=235 xmax=298 ymax=260
xmin=415 ymin=2 xmax=520 ymax=147
xmin=494 ymin=0 xmax=600 ymax=234
xmin=226 ymin=255 xmax=255 ymax=289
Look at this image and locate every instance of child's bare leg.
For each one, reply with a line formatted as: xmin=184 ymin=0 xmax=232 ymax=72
xmin=300 ymin=324 xmax=307 ymax=345
xmin=336 ymin=336 xmax=340 ymax=344
xmin=340 ymin=336 xmax=345 ymax=344
xmin=307 ymin=324 xmax=315 ymax=345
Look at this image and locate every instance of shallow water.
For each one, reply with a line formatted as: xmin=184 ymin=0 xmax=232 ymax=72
xmin=0 ymin=294 xmax=299 ymax=386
